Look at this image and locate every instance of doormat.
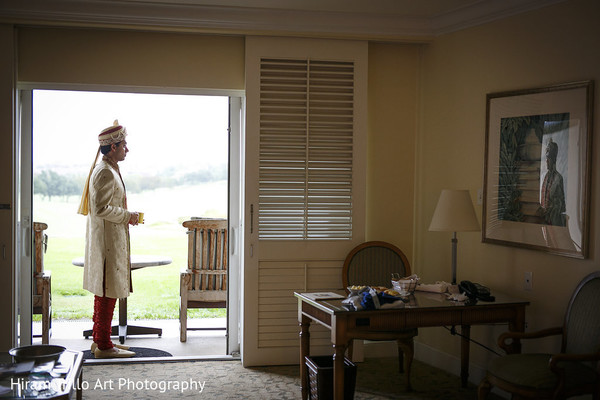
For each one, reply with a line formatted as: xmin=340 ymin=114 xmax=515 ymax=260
xmin=82 ymin=347 xmax=172 ymax=360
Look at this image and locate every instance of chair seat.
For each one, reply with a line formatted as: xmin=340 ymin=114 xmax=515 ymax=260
xmin=488 ymin=353 xmax=597 ymax=391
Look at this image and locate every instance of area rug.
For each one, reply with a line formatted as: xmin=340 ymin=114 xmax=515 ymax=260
xmin=81 ymin=357 xmax=503 ymax=399
xmin=82 ymin=347 xmax=172 ymax=360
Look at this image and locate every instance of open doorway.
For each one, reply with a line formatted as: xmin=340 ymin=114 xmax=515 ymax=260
xmin=28 ymin=89 xmax=237 ymax=357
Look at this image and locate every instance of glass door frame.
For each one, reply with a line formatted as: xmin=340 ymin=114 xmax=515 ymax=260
xmin=16 ymin=83 xmax=244 ymax=356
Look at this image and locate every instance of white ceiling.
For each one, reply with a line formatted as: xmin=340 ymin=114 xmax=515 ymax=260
xmin=0 ymin=0 xmax=566 ymax=41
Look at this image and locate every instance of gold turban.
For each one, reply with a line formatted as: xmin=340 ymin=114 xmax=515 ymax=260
xmin=77 ymin=120 xmax=126 ymax=215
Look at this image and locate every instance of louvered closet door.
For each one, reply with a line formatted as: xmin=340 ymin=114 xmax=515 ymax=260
xmin=244 ymin=37 xmax=367 ymax=366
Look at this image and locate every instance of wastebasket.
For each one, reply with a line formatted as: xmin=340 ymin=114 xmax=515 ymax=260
xmin=305 ymin=355 xmax=357 ymax=400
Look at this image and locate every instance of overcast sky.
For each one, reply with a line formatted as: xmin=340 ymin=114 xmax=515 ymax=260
xmin=33 ymin=90 xmax=229 ymax=175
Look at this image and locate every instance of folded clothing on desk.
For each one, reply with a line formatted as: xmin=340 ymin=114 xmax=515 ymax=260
xmin=416 ymin=281 xmax=456 ymax=293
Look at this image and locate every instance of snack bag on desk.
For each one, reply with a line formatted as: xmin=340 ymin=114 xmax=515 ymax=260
xmin=360 ymin=288 xmax=405 ymax=310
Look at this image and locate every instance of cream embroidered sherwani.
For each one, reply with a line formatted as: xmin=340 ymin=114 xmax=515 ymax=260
xmin=83 ymin=159 xmax=132 ymax=298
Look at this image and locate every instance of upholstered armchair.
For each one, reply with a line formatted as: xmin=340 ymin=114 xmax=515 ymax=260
xmin=478 ymin=271 xmax=600 ymax=399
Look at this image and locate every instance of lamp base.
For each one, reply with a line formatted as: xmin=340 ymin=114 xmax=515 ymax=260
xmin=451 ymin=233 xmax=458 ymax=285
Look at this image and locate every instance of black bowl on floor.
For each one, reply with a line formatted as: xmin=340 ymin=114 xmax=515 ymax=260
xmin=9 ymin=345 xmax=66 ymax=363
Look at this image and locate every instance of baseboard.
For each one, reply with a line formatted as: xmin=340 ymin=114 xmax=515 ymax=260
xmin=362 ymin=340 xmax=509 ymax=399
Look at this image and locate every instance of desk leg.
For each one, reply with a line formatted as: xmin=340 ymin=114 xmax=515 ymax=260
xmin=460 ymin=325 xmax=470 ymax=388
xmin=333 ymin=343 xmax=346 ymax=400
xmin=300 ymin=316 xmax=311 ymax=400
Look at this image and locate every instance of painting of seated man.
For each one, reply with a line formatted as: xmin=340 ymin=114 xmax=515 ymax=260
xmin=497 ymin=113 xmax=569 ymax=227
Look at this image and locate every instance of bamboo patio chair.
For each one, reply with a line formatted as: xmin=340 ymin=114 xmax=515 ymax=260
xmin=180 ymin=218 xmax=228 ymax=342
xmin=33 ymin=221 xmax=52 ymax=344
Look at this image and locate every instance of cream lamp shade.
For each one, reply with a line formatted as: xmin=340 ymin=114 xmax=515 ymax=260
xmin=429 ymin=189 xmax=480 ymax=232
xmin=429 ymin=189 xmax=479 ymax=284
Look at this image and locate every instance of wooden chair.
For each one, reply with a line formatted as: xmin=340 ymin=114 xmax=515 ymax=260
xmin=33 ymin=221 xmax=52 ymax=344
xmin=180 ymin=218 xmax=228 ymax=342
xmin=478 ymin=271 xmax=600 ymax=400
xmin=342 ymin=241 xmax=417 ymax=391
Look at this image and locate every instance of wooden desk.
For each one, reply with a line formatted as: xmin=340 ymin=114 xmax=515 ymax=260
xmin=72 ymin=255 xmax=172 ymax=344
xmin=295 ymin=291 xmax=529 ymax=400
xmin=0 ymin=349 xmax=84 ymax=400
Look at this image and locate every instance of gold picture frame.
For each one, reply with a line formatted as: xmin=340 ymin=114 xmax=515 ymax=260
xmin=482 ymin=81 xmax=594 ymax=258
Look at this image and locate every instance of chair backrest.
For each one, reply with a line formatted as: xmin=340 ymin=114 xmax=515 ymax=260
xmin=342 ymin=241 xmax=411 ymax=289
xmin=183 ymin=218 xmax=228 ymax=292
xmin=563 ymin=271 xmax=600 ymax=364
xmin=33 ymin=222 xmax=48 ymax=277
xmin=33 ymin=222 xmax=48 ymax=296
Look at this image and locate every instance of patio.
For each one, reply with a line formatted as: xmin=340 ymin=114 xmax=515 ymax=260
xmin=32 ymin=317 xmax=228 ymax=359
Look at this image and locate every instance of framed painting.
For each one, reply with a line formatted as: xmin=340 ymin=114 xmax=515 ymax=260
xmin=482 ymin=81 xmax=594 ymax=258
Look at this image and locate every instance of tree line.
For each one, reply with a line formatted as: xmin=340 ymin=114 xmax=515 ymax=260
xmin=34 ymin=165 xmax=227 ymax=200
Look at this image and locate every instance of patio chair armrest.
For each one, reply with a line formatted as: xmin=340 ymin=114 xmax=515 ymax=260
xmin=35 ymin=270 xmax=51 ymax=279
xmin=498 ymin=326 xmax=563 ymax=353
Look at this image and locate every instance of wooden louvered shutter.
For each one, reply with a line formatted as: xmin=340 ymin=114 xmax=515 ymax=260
xmin=244 ymin=37 xmax=367 ymax=367
xmin=259 ymin=58 xmax=354 ymax=240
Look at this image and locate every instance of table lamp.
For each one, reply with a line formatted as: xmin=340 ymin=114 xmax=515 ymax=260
xmin=429 ymin=189 xmax=480 ymax=284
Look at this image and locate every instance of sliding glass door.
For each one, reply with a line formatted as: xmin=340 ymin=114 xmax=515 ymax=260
xmin=16 ymin=86 xmax=242 ymax=356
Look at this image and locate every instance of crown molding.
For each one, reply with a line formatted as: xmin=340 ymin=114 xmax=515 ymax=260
xmin=432 ymin=0 xmax=567 ymax=35
xmin=0 ymin=0 xmax=566 ymax=41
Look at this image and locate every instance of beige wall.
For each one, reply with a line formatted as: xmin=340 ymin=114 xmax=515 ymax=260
xmin=18 ymin=27 xmax=245 ymax=90
xmin=415 ymin=0 xmax=600 ymax=368
xmin=366 ymin=43 xmax=420 ymax=263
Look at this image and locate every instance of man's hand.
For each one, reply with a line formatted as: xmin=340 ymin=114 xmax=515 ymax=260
xmin=129 ymin=212 xmax=140 ymax=226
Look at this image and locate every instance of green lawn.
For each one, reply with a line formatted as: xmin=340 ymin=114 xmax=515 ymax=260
xmin=34 ymin=183 xmax=227 ymax=321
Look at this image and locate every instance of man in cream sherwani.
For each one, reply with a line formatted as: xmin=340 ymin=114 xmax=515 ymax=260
xmin=78 ymin=121 xmax=140 ymax=358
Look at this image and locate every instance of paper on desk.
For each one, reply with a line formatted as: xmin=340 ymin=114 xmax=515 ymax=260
xmin=302 ymin=292 xmax=345 ymax=301
xmin=416 ymin=281 xmax=452 ymax=293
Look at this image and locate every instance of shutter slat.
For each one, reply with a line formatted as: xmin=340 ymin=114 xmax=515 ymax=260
xmin=259 ymin=57 xmax=354 ymax=240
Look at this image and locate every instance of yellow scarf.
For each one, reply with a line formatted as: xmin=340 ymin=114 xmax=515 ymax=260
xmin=77 ymin=147 xmax=101 ymax=215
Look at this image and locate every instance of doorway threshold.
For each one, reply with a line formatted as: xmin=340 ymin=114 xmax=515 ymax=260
xmin=84 ymin=354 xmax=239 ymax=365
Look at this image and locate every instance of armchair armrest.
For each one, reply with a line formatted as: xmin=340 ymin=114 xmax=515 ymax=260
xmin=547 ymin=351 xmax=600 ymax=394
xmin=550 ymin=351 xmax=600 ymax=371
xmin=498 ymin=326 xmax=563 ymax=353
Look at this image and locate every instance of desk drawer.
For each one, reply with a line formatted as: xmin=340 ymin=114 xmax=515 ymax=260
xmin=405 ymin=309 xmax=461 ymax=327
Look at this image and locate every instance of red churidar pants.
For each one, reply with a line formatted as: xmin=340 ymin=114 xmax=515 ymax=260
xmin=92 ymin=295 xmax=116 ymax=350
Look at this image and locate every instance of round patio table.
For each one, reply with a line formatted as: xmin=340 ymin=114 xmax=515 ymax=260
xmin=72 ymin=255 xmax=172 ymax=344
